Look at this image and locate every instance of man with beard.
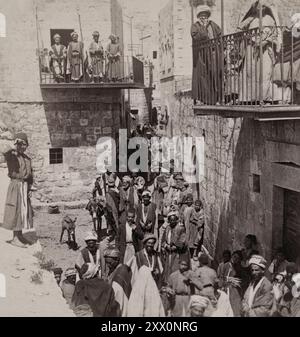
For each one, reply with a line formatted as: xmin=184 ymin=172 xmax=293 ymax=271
xmin=119 ymin=175 xmax=139 ymax=225
xmin=49 ymin=34 xmax=66 ymax=82
xmin=242 ymin=255 xmax=274 ymax=317
xmin=104 ymin=247 xmax=132 ymax=317
xmin=191 ymin=5 xmax=222 ymax=105
xmin=66 ymin=31 xmax=84 ymax=82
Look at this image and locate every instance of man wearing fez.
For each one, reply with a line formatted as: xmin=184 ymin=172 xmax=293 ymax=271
xmin=1 ymin=132 xmax=34 ymax=248
xmin=66 ymin=31 xmax=84 ymax=82
xmin=49 ymin=33 xmax=67 ymax=82
xmin=89 ymin=31 xmax=104 ymax=83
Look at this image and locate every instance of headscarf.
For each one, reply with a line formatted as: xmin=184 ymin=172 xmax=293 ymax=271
xmin=71 ymin=31 xmax=79 ymax=38
xmin=92 ymin=31 xmax=100 ymax=36
xmin=122 ymin=175 xmax=132 ymax=183
xmin=142 ymin=233 xmax=157 ymax=245
xmin=196 ymin=5 xmax=212 ymax=18
xmin=14 ymin=132 xmax=29 ymax=146
xmin=189 ymin=295 xmax=210 ymax=310
xmin=248 ymin=255 xmax=267 ymax=270
xmin=84 ymin=231 xmax=98 ymax=242
xmin=167 ymin=210 xmax=179 ymax=219
xmin=104 ymin=247 xmax=121 ymax=259
xmin=65 ymin=268 xmax=76 ymax=278
xmin=53 ymin=34 xmax=61 ymax=40
xmin=142 ymin=190 xmax=152 ymax=198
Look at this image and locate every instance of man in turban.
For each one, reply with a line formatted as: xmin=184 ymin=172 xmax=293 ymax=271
xmin=127 ymin=233 xmax=163 ymax=288
xmin=188 ymin=295 xmax=210 ymax=317
xmin=161 ymin=211 xmax=188 ymax=281
xmin=136 ymin=190 xmax=157 ymax=236
xmin=88 ymin=31 xmax=104 ymax=83
xmin=1 ymin=132 xmax=34 ymax=248
xmin=49 ymin=33 xmax=66 ymax=82
xmin=191 ymin=4 xmax=222 ymax=105
xmin=106 ymin=34 xmax=122 ymax=81
xmin=104 ymin=247 xmax=132 ymax=317
xmin=61 ymin=267 xmax=77 ymax=309
xmin=242 ymin=255 xmax=274 ymax=317
xmin=66 ymin=31 xmax=84 ymax=82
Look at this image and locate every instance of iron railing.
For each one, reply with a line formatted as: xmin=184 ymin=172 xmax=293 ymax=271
xmin=39 ymin=53 xmax=144 ymax=85
xmin=192 ymin=26 xmax=300 ymax=107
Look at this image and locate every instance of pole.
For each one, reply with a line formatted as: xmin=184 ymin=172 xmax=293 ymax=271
xmin=35 ymin=6 xmax=42 ymax=84
xmin=130 ymin=17 xmax=133 ymax=58
xmin=221 ymin=0 xmax=224 ymax=36
xmin=259 ymin=0 xmax=263 ymax=104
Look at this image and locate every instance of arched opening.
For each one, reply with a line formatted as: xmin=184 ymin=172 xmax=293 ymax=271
xmin=0 ymin=13 xmax=6 ymax=37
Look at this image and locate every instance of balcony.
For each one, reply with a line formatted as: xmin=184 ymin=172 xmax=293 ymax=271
xmin=39 ymin=55 xmax=145 ymax=90
xmin=192 ymin=26 xmax=300 ymax=121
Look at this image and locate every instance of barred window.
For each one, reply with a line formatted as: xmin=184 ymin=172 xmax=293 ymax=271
xmin=49 ymin=148 xmax=63 ymax=164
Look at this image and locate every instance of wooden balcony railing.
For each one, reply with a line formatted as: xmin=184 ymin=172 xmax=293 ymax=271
xmin=39 ymin=54 xmax=144 ymax=88
xmin=192 ymin=26 xmax=300 ymax=109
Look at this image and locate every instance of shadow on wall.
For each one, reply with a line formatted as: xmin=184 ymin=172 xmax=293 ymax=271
xmin=207 ymin=118 xmax=268 ymax=263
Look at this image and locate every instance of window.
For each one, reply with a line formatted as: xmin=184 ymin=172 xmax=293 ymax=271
xmin=49 ymin=148 xmax=63 ymax=164
xmin=153 ymin=51 xmax=157 ymax=59
xmin=0 ymin=13 xmax=6 ymax=38
xmin=50 ymin=29 xmax=74 ymax=47
xmin=252 ymin=174 xmax=261 ymax=193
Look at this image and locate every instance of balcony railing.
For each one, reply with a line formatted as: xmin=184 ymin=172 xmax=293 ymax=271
xmin=192 ymin=26 xmax=300 ymax=110
xmin=39 ymin=54 xmax=144 ymax=88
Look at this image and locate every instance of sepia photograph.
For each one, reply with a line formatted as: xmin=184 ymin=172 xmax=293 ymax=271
xmin=0 ymin=0 xmax=300 ymax=324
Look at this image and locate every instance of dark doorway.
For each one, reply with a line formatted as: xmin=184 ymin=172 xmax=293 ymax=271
xmin=50 ymin=29 xmax=74 ymax=47
xmin=283 ymin=189 xmax=300 ymax=261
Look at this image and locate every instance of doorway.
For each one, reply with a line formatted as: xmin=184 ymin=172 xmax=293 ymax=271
xmin=50 ymin=29 xmax=74 ymax=47
xmin=283 ymin=189 xmax=300 ymax=262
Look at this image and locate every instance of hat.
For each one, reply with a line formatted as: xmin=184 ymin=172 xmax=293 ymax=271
xmin=65 ymin=268 xmax=76 ymax=278
xmin=71 ymin=31 xmax=79 ymax=38
xmin=142 ymin=190 xmax=152 ymax=198
xmin=84 ymin=231 xmax=98 ymax=242
xmin=122 ymin=175 xmax=132 ymax=183
xmin=92 ymin=31 xmax=100 ymax=36
xmin=142 ymin=233 xmax=157 ymax=244
xmin=104 ymin=247 xmax=121 ymax=259
xmin=189 ymin=295 xmax=210 ymax=310
xmin=53 ymin=33 xmax=61 ymax=39
xmin=196 ymin=5 xmax=211 ymax=17
xmin=248 ymin=255 xmax=267 ymax=270
xmin=52 ymin=267 xmax=63 ymax=275
xmin=167 ymin=210 xmax=179 ymax=219
xmin=14 ymin=132 xmax=29 ymax=146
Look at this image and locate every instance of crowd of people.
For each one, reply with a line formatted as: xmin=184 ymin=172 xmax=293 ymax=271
xmin=41 ymin=31 xmax=122 ymax=83
xmin=49 ymin=124 xmax=300 ymax=317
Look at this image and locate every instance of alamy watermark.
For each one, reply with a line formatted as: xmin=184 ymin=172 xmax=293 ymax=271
xmin=96 ymin=129 xmax=205 ymax=183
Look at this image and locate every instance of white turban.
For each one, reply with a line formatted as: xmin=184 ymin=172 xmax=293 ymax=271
xmin=249 ymin=255 xmax=267 ymax=270
xmin=189 ymin=295 xmax=210 ymax=310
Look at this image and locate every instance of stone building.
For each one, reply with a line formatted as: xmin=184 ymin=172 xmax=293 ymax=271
xmin=0 ymin=0 xmax=144 ymax=213
xmin=159 ymin=0 xmax=300 ymax=262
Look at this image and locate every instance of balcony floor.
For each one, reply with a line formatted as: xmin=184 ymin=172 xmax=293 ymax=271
xmin=40 ymin=82 xmax=145 ymax=90
xmin=194 ymin=104 xmax=300 ymax=121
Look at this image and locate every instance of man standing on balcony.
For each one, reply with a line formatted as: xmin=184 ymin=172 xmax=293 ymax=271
xmin=66 ymin=31 xmax=84 ymax=82
xmin=49 ymin=34 xmax=67 ymax=83
xmin=106 ymin=34 xmax=122 ymax=82
xmin=191 ymin=5 xmax=222 ymax=105
xmin=88 ymin=31 xmax=104 ymax=83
